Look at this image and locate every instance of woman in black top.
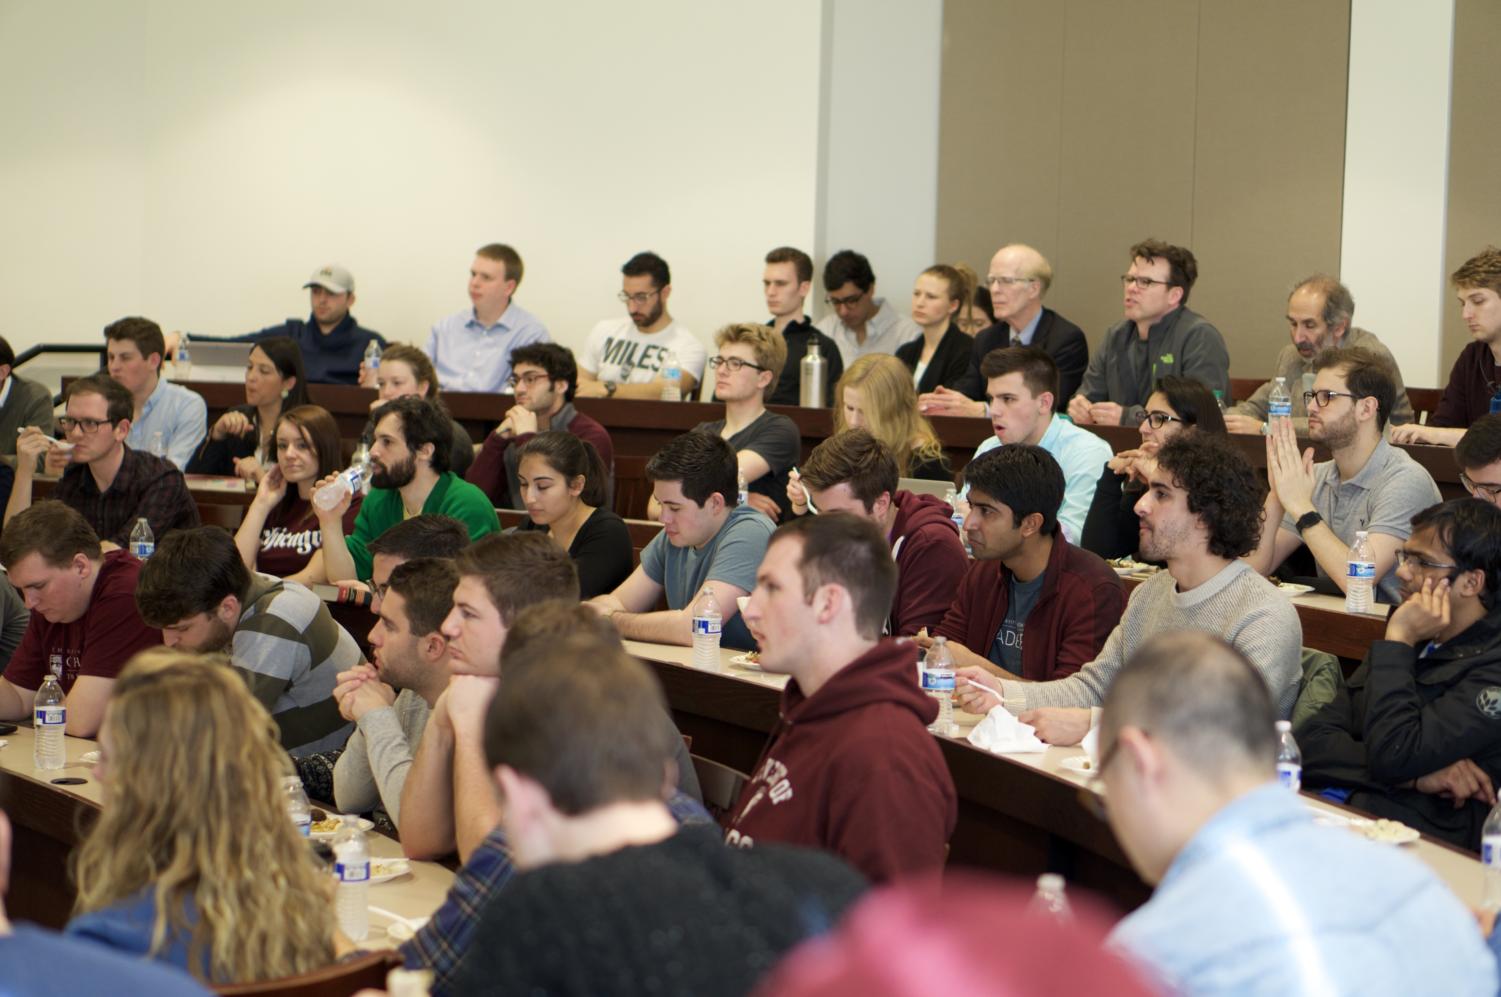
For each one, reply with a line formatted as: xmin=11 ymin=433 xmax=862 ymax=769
xmin=896 ymin=263 xmax=977 ymax=395
xmin=187 ymin=337 xmax=311 ymax=479
xmin=1080 ymin=376 xmax=1226 ymax=560
xmin=516 ymin=431 xmax=632 ymax=599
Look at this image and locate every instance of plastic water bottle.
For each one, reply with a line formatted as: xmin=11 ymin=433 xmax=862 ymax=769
xmin=283 ymin=776 xmax=312 ymax=837
xmin=33 ymin=673 xmax=66 ymax=770
xmin=1483 ymin=800 xmax=1501 ymax=909
xmin=314 ymin=458 xmax=373 ymax=511
xmin=1268 ymin=376 xmax=1292 ymax=424
xmin=1345 ymin=530 xmax=1376 ymax=614
xmin=1491 ymin=388 xmax=1501 ymax=416
xmin=922 ymin=637 xmax=956 ymax=734
xmin=737 ymin=468 xmax=749 ymax=506
xmin=333 ymin=823 xmax=371 ymax=942
xmin=149 ymin=431 xmax=165 ymax=458
xmin=364 ymin=340 xmax=383 ymax=378
xmin=173 ymin=338 xmax=192 ymax=382
xmin=799 ymin=340 xmax=827 ymax=407
xmin=1275 ymin=720 xmax=1302 ymax=791
xmin=660 ymin=350 xmax=682 ymax=402
xmin=1027 ymin=873 xmax=1073 ymax=922
xmin=691 ymin=585 xmax=722 ymax=670
xmin=128 ymin=517 xmax=154 ymax=559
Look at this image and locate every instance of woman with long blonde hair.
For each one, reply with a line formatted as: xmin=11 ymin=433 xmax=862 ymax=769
xmin=66 ymin=649 xmax=337 ymax=985
xmin=832 ymin=354 xmax=950 ymax=480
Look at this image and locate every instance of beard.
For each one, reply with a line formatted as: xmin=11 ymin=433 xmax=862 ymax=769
xmin=1310 ymin=408 xmax=1358 ymax=450
xmin=190 ymin=616 xmax=236 ymax=655
xmin=1138 ymin=517 xmax=1193 ymax=563
xmin=372 ymin=453 xmax=417 ymax=489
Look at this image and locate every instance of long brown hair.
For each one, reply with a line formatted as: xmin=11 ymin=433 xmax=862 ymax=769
xmin=833 ymin=354 xmax=945 ymax=476
xmin=72 ymin=650 xmax=334 ymax=984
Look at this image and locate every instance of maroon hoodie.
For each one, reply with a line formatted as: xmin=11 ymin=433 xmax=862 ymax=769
xmin=887 ymin=490 xmax=969 ymax=637
xmin=725 ymin=639 xmax=957 ymax=883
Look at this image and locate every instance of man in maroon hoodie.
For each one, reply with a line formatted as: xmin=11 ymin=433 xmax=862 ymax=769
xmin=727 ymin=513 xmax=957 ymax=882
xmin=918 ymin=444 xmax=1124 ymax=681
xmin=797 ymin=429 xmax=968 ymax=636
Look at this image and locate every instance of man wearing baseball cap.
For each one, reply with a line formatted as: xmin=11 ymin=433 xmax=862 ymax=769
xmin=168 ymin=264 xmax=386 ymax=385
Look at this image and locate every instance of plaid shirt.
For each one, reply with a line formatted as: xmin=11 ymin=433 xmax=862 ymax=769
xmin=51 ymin=445 xmax=201 ymax=545
xmin=402 ymin=792 xmax=712 ymax=995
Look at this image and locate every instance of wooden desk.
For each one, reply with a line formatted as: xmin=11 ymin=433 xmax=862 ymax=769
xmin=626 ymin=639 xmax=1486 ymax=913
xmin=0 ymin=725 xmax=453 ymax=939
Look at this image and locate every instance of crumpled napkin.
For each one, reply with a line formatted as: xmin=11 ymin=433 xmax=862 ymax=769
xmin=966 ymin=704 xmax=1048 ymax=754
xmin=1081 ymin=725 xmax=1100 ymax=766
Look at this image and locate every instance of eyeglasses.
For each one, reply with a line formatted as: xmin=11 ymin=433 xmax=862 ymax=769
xmin=1074 ymin=737 xmax=1122 ymax=822
xmin=708 ymin=356 xmax=766 ymax=374
xmin=57 ymin=416 xmax=117 ymax=434
xmin=825 ymin=290 xmax=867 ymax=308
xmin=506 ymin=371 xmax=551 ymax=390
xmin=1461 ymin=471 xmax=1501 ymax=501
xmin=371 ymin=581 xmax=390 ymax=603
xmin=986 ymin=275 xmax=1035 ymax=288
xmin=617 ymin=290 xmax=661 ymax=306
xmin=1120 ymin=275 xmax=1175 ymax=290
xmin=1302 ymin=389 xmax=1360 ymax=409
xmin=1394 ymin=550 xmax=1459 ymax=572
xmin=1142 ymin=410 xmax=1183 ymax=430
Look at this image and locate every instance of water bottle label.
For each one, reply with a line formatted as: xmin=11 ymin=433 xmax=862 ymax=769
xmin=131 ymin=542 xmax=154 ymax=559
xmin=334 ymin=860 xmax=370 ymax=883
xmin=1485 ymin=836 xmax=1501 ymax=867
xmin=293 ymin=817 xmax=311 ymax=837
xmin=1491 ymin=392 xmax=1501 ymax=415
xmin=1347 ymin=561 xmax=1376 ymax=580
xmin=35 ymin=705 xmax=65 ymax=726
xmin=692 ymin=616 xmax=721 ymax=637
xmin=1276 ymin=762 xmax=1301 ymax=792
xmin=1269 ymin=402 xmax=1292 ymax=417
xmin=921 ymin=669 xmax=956 ymax=693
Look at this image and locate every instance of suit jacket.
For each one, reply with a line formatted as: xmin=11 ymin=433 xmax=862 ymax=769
xmin=895 ymin=323 xmax=971 ymax=394
xmin=955 ymin=309 xmax=1088 ymax=411
xmin=0 ymin=374 xmax=55 ymax=461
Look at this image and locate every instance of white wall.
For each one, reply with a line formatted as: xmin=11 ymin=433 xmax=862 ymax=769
xmin=0 ymin=1 xmax=824 ymax=361
xmin=1340 ymin=0 xmax=1455 ymax=387
xmin=817 ymin=0 xmax=943 ymax=304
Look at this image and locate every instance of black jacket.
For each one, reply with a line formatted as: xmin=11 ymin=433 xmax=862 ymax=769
xmin=895 ymin=323 xmax=971 ymax=395
xmin=1301 ymin=607 xmax=1501 ymax=850
xmin=954 ymin=308 xmax=1088 ymax=411
xmin=768 ymin=318 xmax=843 ymax=407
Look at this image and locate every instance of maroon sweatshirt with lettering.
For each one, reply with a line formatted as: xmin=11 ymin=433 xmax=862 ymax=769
xmin=725 ymin=639 xmax=957 ymax=883
xmin=887 ymin=490 xmax=969 ymax=637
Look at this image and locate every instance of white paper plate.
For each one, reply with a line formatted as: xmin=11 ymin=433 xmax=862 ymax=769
xmin=1060 ymin=755 xmax=1097 ymax=775
xmin=368 ymin=858 xmax=411 ymax=885
xmin=310 ymin=815 xmax=375 ymax=840
xmin=728 ymin=653 xmax=763 ymax=672
xmin=1276 ymin=582 xmax=1316 ymax=596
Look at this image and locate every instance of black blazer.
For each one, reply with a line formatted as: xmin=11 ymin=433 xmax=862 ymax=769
xmin=954 ymin=308 xmax=1089 ymax=411
xmin=895 ymin=323 xmax=971 ymax=394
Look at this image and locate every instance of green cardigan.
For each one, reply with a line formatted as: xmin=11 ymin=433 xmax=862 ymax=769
xmin=344 ymin=472 xmax=499 ymax=580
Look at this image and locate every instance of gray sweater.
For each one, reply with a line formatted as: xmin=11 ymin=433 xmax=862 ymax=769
xmin=1077 ymin=306 xmax=1230 ymax=426
xmin=333 ymin=687 xmax=431 ymax=827
xmin=1229 ymin=326 xmax=1415 ymax=431
xmin=1000 ymin=560 xmax=1303 ymax=717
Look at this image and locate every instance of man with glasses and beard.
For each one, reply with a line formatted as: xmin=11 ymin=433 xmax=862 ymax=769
xmin=314 ymin=397 xmax=499 ymax=582
xmin=466 ymin=342 xmax=614 ymax=509
xmin=1301 ymin=498 xmax=1501 ymax=850
xmin=576 ymin=251 xmax=706 ymax=400
xmin=1247 ymin=348 xmax=1440 ymax=604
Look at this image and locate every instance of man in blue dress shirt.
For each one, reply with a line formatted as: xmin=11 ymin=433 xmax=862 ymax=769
xmin=1101 ymin=630 xmax=1495 ymax=996
xmin=426 ymin=243 xmax=550 ymax=393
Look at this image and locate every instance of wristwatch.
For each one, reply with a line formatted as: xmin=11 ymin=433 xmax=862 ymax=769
xmin=1295 ymin=510 xmax=1323 ymax=534
xmin=604 ymin=381 xmax=618 ymax=397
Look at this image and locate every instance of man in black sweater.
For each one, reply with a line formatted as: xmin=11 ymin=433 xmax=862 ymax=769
xmin=445 ymin=629 xmax=867 ymax=997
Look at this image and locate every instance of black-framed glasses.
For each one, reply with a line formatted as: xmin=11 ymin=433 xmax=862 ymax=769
xmin=57 ymin=416 xmax=117 ymax=434
xmin=1074 ymin=737 xmax=1121 ymax=822
xmin=1120 ymin=275 xmax=1175 ymax=290
xmin=1394 ymin=550 xmax=1460 ymax=572
xmin=1460 ymin=472 xmax=1501 ymax=501
xmin=617 ymin=290 xmax=661 ymax=306
xmin=1143 ymin=410 xmax=1183 ymax=430
xmin=708 ymin=356 xmax=766 ymax=374
xmin=1302 ymin=389 xmax=1359 ymax=409
xmin=825 ymin=290 xmax=868 ymax=308
xmin=986 ymin=275 xmax=1035 ymax=288
xmin=506 ymin=371 xmax=551 ymax=390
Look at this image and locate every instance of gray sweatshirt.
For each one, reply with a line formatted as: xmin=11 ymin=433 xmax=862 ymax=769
xmin=333 ymin=688 xmax=431 ymax=827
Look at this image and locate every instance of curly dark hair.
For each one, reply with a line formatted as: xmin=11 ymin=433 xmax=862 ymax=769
xmin=1154 ymin=433 xmax=1264 ymax=559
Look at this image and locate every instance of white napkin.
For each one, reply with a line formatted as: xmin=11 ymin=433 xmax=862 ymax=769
xmin=966 ymin=704 xmax=1048 ymax=754
xmin=1081 ymin=725 xmax=1100 ymax=767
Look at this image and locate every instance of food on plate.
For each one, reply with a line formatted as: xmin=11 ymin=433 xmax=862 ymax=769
xmin=1357 ymin=818 xmax=1418 ymax=843
xmin=311 ymin=816 xmax=342 ymax=835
